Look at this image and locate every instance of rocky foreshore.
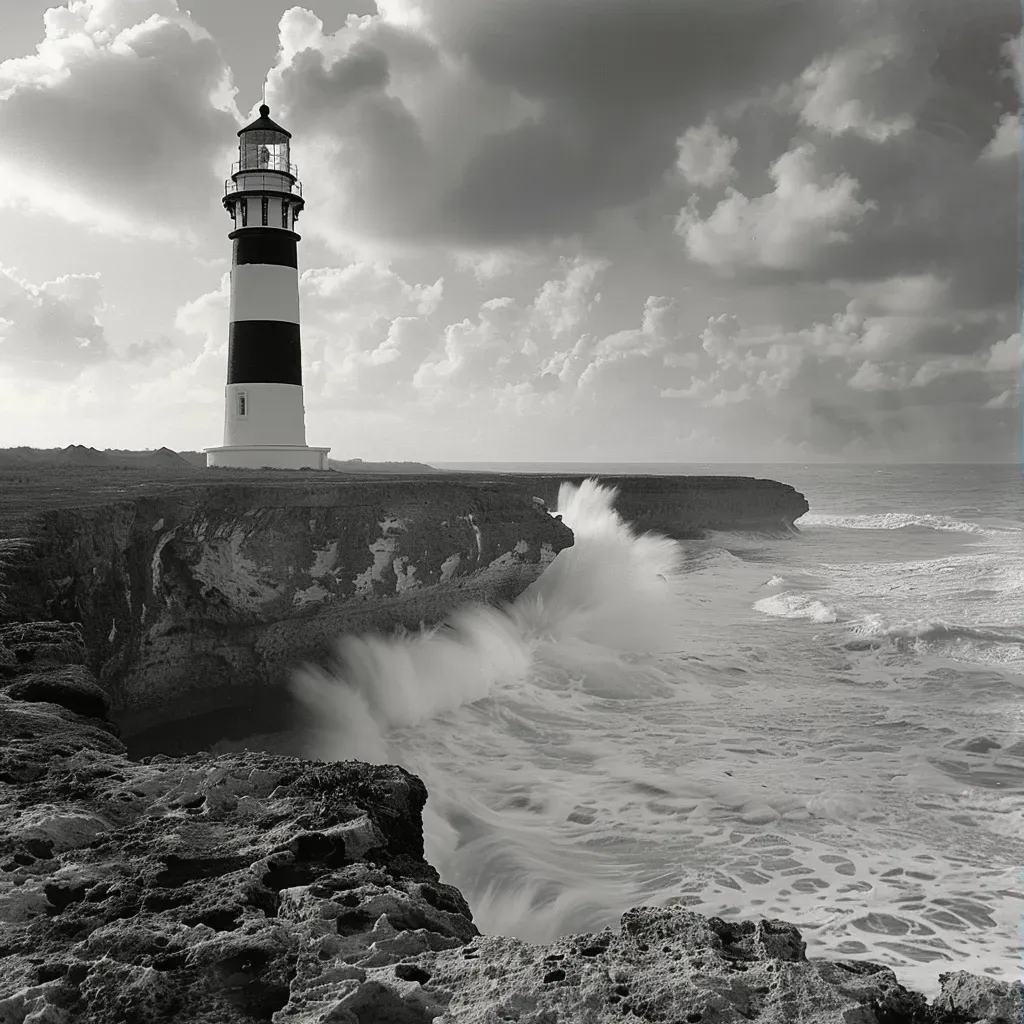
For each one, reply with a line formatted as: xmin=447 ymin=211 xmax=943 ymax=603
xmin=1 ymin=622 xmax=1020 ymax=1024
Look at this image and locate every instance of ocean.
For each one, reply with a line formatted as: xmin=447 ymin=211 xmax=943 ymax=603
xmin=216 ymin=463 xmax=1024 ymax=999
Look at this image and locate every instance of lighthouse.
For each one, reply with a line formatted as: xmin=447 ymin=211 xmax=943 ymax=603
xmin=204 ymin=102 xmax=330 ymax=470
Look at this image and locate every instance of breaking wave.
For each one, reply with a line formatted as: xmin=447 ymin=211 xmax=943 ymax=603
xmin=291 ymin=478 xmax=682 ymax=766
xmin=752 ymin=592 xmax=838 ymax=623
xmin=797 ymin=511 xmax=998 ymax=534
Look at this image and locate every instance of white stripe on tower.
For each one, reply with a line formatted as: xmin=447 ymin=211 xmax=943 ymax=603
xmin=229 ymin=263 xmax=300 ymax=324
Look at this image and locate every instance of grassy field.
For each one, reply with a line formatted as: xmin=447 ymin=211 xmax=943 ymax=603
xmin=0 ymin=464 xmax=450 ymax=538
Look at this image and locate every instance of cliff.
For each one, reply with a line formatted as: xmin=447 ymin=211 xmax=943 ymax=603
xmin=1 ymin=473 xmax=1017 ymax=1023
xmin=0 ymin=467 xmax=807 ymax=741
xmin=492 ymin=474 xmax=810 ymax=538
xmin=0 ymin=638 xmax=1018 ymax=1024
xmin=0 ymin=474 xmax=571 ymax=739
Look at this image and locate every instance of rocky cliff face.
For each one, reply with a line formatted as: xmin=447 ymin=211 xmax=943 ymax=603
xmin=0 ymin=632 xmax=1019 ymax=1024
xmin=0 ymin=473 xmax=808 ymax=738
xmin=0 ymin=480 xmax=572 ymax=734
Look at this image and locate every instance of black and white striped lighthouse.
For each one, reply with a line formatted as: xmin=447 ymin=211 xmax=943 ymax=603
xmin=204 ymin=102 xmax=330 ymax=470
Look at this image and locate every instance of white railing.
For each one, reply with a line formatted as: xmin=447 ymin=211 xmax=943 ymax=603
xmin=225 ymin=174 xmax=302 ymax=198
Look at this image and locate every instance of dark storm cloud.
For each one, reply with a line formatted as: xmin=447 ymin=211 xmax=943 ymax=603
xmin=436 ymin=0 xmax=850 ymax=241
xmin=276 ymin=41 xmax=391 ymax=117
xmin=751 ymin=129 xmax=1020 ymax=309
xmin=820 ymin=7 xmax=1019 ymax=307
xmin=0 ymin=19 xmax=236 ymax=223
xmin=696 ymin=2 xmax=1021 ymax=310
xmin=452 ymin=0 xmax=834 ymax=107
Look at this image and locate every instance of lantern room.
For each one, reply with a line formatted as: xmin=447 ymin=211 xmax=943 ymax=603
xmin=223 ymin=102 xmax=304 ymax=232
xmin=238 ymin=103 xmax=292 ymax=173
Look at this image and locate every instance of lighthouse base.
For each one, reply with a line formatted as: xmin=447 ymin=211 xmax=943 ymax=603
xmin=204 ymin=444 xmax=331 ymax=471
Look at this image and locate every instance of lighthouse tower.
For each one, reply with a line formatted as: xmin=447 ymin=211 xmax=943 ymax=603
xmin=204 ymin=102 xmax=330 ymax=470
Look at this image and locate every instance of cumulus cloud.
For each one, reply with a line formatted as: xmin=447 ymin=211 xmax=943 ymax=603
xmin=0 ymin=265 xmax=110 ymax=378
xmin=415 ymin=258 xmax=609 ymax=394
xmin=122 ymin=334 xmax=178 ymax=363
xmin=263 ymin=0 xmax=850 ymax=247
xmin=302 ymin=262 xmax=443 ymax=326
xmin=0 ymin=0 xmax=239 ymax=238
xmin=532 ymin=258 xmax=608 ymax=337
xmin=652 ymin=272 xmax=1018 ymax=438
xmin=790 ymin=35 xmax=924 ymax=142
xmin=559 ymin=295 xmax=688 ymax=399
xmin=676 ymin=143 xmax=875 ymax=271
xmin=673 ymin=120 xmax=739 ymax=188
xmin=908 ymin=332 xmax=1021 ymax=388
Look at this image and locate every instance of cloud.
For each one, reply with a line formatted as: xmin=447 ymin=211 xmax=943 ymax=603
xmin=264 ymin=0 xmax=849 ymax=247
xmin=413 ymin=299 xmax=530 ymax=392
xmin=652 ymin=280 xmax=1018 ymax=445
xmin=673 ymin=119 xmax=739 ymax=188
xmin=565 ymin=295 xmax=687 ymax=396
xmin=848 ymin=360 xmax=908 ymax=392
xmin=907 ymin=332 xmax=1021 ymax=388
xmin=532 ymin=258 xmax=608 ymax=337
xmin=676 ymin=143 xmax=875 ymax=271
xmin=0 ymin=0 xmax=239 ymax=238
xmin=981 ymin=111 xmax=1020 ymax=159
xmin=985 ymin=388 xmax=1016 ymax=409
xmin=790 ymin=34 xmax=924 ymax=142
xmin=454 ymin=250 xmax=539 ymax=282
xmin=302 ymin=262 xmax=443 ymax=326
xmin=413 ymin=259 xmax=609 ymax=394
xmin=0 ymin=265 xmax=110 ymax=378
xmin=122 ymin=334 xmax=178 ymax=362
xmin=765 ymin=6 xmax=1021 ymax=308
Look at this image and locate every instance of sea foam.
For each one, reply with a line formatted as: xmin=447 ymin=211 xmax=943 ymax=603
xmin=291 ymin=478 xmax=682 ymax=765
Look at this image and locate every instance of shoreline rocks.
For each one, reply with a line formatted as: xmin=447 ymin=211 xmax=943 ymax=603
xmin=1 ymin=623 xmax=1020 ymax=1024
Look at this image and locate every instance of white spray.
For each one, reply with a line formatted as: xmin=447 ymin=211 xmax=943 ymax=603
xmin=290 ymin=479 xmax=684 ymax=937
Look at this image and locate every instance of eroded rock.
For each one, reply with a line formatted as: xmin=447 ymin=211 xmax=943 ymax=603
xmin=1 ymin=625 xmax=1019 ymax=1024
xmin=0 ymin=691 xmax=477 ymax=1023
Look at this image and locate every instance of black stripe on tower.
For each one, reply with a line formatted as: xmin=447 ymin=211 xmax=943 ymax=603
xmin=227 ymin=322 xmax=302 ymax=385
xmin=229 ymin=227 xmax=300 ymax=268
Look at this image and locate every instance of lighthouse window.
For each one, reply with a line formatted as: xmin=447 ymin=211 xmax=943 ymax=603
xmin=262 ymin=197 xmax=269 ymax=226
xmin=281 ymin=201 xmax=289 ymax=229
xmin=237 ymin=391 xmax=247 ymax=417
xmin=240 ymin=199 xmax=248 ymax=227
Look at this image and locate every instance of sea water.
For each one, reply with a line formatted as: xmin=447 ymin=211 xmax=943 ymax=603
xmin=217 ymin=463 xmax=1024 ymax=998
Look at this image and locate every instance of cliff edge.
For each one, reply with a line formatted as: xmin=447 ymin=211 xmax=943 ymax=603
xmin=494 ymin=473 xmax=810 ymax=538
xmin=0 ymin=468 xmax=807 ymax=743
xmin=0 ymin=475 xmax=571 ymax=737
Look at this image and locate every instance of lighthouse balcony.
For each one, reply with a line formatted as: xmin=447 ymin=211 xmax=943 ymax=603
xmin=225 ymin=173 xmax=302 ymax=199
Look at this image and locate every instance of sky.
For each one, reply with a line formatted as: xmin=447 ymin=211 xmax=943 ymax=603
xmin=0 ymin=0 xmax=1020 ymax=463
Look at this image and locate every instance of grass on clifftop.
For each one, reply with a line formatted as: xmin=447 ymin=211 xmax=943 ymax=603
xmin=0 ymin=462 xmax=443 ymax=539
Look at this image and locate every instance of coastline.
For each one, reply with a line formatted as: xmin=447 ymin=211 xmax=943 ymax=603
xmin=6 ymin=466 xmax=1017 ymax=1021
